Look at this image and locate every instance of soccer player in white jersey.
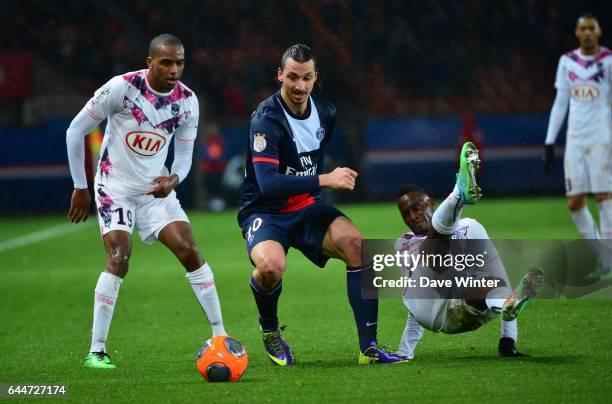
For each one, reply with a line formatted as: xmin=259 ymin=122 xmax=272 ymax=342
xmin=66 ymin=34 xmax=227 ymax=369
xmin=396 ymin=143 xmax=543 ymax=359
xmin=544 ymin=14 xmax=612 ymax=276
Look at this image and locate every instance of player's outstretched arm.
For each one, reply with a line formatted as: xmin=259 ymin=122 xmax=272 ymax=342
xmin=319 ymin=167 xmax=358 ymax=191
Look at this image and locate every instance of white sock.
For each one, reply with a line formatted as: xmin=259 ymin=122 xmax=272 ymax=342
xmin=597 ymin=200 xmax=612 ymax=239
xmin=485 ymin=297 xmax=505 ymax=314
xmin=486 ymin=294 xmax=518 ymax=340
xmin=500 ymin=319 xmax=518 ymax=341
xmin=432 ymin=185 xmax=463 ymax=235
xmin=597 ymin=200 xmax=612 ymax=266
xmin=186 ymin=263 xmax=227 ymax=336
xmin=571 ymin=206 xmax=605 ymax=263
xmin=90 ymin=272 xmax=123 ymax=353
xmin=570 ymin=206 xmax=600 ymax=239
xmin=397 ymin=313 xmax=424 ymax=359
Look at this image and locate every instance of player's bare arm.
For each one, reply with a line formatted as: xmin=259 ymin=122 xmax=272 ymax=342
xmin=68 ymin=188 xmax=91 ymax=223
xmin=319 ymin=167 xmax=358 ymax=191
xmin=147 ymin=174 xmax=180 ymax=198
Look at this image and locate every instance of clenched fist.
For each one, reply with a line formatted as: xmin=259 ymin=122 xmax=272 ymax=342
xmin=319 ymin=167 xmax=358 ymax=191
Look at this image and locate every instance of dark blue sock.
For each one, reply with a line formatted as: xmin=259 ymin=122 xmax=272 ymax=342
xmin=249 ymin=276 xmax=281 ymax=332
xmin=347 ymin=264 xmax=378 ymax=352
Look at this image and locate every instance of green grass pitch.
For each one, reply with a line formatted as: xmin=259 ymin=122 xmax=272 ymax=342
xmin=1 ymin=198 xmax=611 ymax=402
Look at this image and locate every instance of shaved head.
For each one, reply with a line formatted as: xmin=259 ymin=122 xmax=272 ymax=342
xmin=149 ymin=34 xmax=183 ymax=57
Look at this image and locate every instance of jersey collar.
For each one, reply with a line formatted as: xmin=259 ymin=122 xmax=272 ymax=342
xmin=276 ymin=91 xmax=312 ymax=120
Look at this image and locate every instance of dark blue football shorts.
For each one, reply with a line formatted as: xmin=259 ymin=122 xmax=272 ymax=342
xmin=240 ymin=203 xmax=347 ymax=268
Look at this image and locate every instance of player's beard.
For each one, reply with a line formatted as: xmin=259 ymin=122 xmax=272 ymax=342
xmin=291 ymin=90 xmax=307 ymax=104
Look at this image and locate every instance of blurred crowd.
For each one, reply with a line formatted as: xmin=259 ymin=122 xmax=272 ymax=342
xmin=4 ymin=0 xmax=609 ymax=119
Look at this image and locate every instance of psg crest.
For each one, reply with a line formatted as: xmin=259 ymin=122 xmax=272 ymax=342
xmin=316 ymin=127 xmax=325 ymax=140
xmin=253 ymin=133 xmax=267 ymax=152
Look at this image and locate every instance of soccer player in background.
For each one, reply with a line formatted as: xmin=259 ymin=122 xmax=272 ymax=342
xmin=396 ymin=142 xmax=543 ymax=358
xmin=238 ymin=44 xmax=408 ymax=365
xmin=66 ymin=34 xmax=227 ymax=368
xmin=544 ymin=14 xmax=612 ymax=275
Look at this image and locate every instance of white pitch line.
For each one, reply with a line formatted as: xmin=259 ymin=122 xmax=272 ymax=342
xmin=0 ymin=221 xmax=94 ymax=253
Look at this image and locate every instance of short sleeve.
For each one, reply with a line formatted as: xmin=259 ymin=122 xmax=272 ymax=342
xmin=84 ymin=76 xmax=125 ymax=121
xmin=175 ymin=95 xmax=199 ymax=141
xmin=554 ymin=57 xmax=569 ymax=91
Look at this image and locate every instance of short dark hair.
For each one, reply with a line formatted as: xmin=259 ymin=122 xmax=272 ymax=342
xmin=280 ymin=44 xmax=317 ymax=69
xmin=577 ymin=13 xmax=598 ymax=24
xmin=397 ymin=183 xmax=427 ymax=199
xmin=149 ymin=34 xmax=183 ymax=57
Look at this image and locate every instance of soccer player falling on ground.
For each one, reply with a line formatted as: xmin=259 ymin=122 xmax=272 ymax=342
xmin=238 ymin=44 xmax=408 ymax=365
xmin=544 ymin=14 xmax=612 ymax=277
xmin=66 ymin=34 xmax=227 ymax=369
xmin=395 ymin=142 xmax=543 ymax=359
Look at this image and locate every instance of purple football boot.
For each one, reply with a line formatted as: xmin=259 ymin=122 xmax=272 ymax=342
xmin=359 ymin=341 xmax=410 ymax=364
xmin=261 ymin=327 xmax=294 ymax=366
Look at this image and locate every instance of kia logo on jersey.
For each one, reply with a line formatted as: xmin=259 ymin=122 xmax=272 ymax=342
xmin=571 ymin=85 xmax=600 ymax=102
xmin=125 ymin=131 xmax=166 ymax=156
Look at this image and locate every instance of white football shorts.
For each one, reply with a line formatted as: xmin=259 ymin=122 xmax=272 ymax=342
xmin=404 ymin=297 xmax=498 ymax=334
xmin=402 ymin=251 xmax=510 ymax=334
xmin=94 ymin=180 xmax=189 ymax=244
xmin=564 ymin=140 xmax=612 ymax=196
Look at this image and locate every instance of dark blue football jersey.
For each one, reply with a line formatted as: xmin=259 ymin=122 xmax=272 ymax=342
xmin=238 ymin=91 xmax=336 ymax=226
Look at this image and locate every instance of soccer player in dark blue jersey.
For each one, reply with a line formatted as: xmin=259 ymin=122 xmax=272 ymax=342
xmin=238 ymin=44 xmax=408 ymax=365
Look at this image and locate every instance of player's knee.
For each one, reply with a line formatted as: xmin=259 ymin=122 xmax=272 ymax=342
xmin=174 ymin=240 xmax=201 ymax=266
xmin=342 ymin=234 xmax=364 ymax=266
xmin=567 ymin=197 xmax=586 ymax=211
xmin=105 ymin=249 xmax=130 ymax=277
xmin=256 ymin=254 xmax=286 ymax=280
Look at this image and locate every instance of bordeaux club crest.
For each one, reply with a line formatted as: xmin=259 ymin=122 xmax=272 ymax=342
xmin=171 ymin=103 xmax=180 ymax=116
xmin=253 ymin=133 xmax=267 ymax=152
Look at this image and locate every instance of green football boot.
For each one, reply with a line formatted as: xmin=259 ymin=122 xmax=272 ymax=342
xmin=456 ymin=141 xmax=482 ymax=204
xmin=502 ymin=268 xmax=544 ymax=321
xmin=83 ymin=351 xmax=116 ymax=369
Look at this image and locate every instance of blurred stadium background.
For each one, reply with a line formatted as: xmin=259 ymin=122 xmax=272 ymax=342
xmin=2 ymin=2 xmax=612 ymax=401
xmin=0 ymin=0 xmax=609 ymax=213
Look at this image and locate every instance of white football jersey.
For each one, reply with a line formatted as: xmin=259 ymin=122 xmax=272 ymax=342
xmin=395 ymin=218 xmax=489 ymax=255
xmin=396 ymin=218 xmax=500 ymax=333
xmin=86 ymin=69 xmax=199 ymax=194
xmin=395 ymin=218 xmax=490 ymax=300
xmin=554 ymin=47 xmax=612 ymax=144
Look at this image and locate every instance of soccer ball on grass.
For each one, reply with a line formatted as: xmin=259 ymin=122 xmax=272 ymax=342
xmin=197 ymin=336 xmax=248 ymax=382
